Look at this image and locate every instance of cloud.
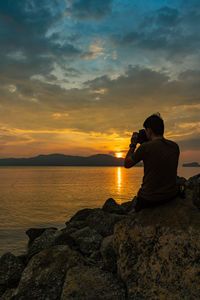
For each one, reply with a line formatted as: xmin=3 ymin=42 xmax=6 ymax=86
xmin=1 ymin=66 xmax=200 ymax=138
xmin=52 ymin=113 xmax=69 ymax=119
xmin=0 ymin=125 xmax=34 ymax=146
xmin=178 ymin=138 xmax=200 ymax=151
xmin=110 ymin=3 xmax=200 ymax=69
xmin=0 ymin=0 xmax=82 ymax=87
xmin=67 ymin=0 xmax=113 ymax=21
xmin=0 ymin=0 xmax=199 ymax=159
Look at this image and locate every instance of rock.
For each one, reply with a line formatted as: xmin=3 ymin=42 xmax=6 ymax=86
xmin=71 ymin=226 xmax=103 ymax=255
xmin=11 ymin=246 xmax=85 ymax=300
xmin=186 ymin=174 xmax=200 ymax=189
xmin=65 ymin=220 xmax=87 ymax=232
xmin=0 ymin=253 xmax=24 ymax=296
xmin=66 ymin=207 xmax=126 ymax=238
xmin=1 ymin=288 xmax=16 ymax=300
xmin=61 ymin=264 xmax=126 ymax=300
xmin=26 ymin=227 xmax=57 ymax=247
xmin=100 ymin=235 xmax=117 ymax=273
xmin=113 ymin=195 xmax=200 ymax=299
xmin=69 ymin=208 xmax=93 ymax=223
xmin=16 ymin=254 xmax=27 ymax=267
xmin=53 ymin=232 xmax=77 ymax=249
xmin=187 ymin=174 xmax=200 ymax=209
xmin=89 ymin=250 xmax=102 ymax=261
xmin=86 ymin=208 xmax=126 ymax=237
xmin=27 ymin=228 xmax=58 ymax=259
xmin=102 ymin=198 xmax=125 ymax=214
xmin=120 ymin=197 xmax=137 ymax=213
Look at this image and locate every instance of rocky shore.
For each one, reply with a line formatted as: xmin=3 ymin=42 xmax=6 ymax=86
xmin=0 ymin=174 xmax=200 ymax=300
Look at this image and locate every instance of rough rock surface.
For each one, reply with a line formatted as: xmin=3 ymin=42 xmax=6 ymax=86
xmin=71 ymin=226 xmax=103 ymax=255
xmin=113 ymin=193 xmax=200 ymax=299
xmin=102 ymin=198 xmax=125 ymax=214
xmin=186 ymin=174 xmax=200 ymax=209
xmin=120 ymin=197 xmax=136 ymax=213
xmin=61 ymin=264 xmax=126 ymax=300
xmin=0 ymin=253 xmax=24 ymax=296
xmin=68 ymin=207 xmax=126 ymax=237
xmin=27 ymin=228 xmax=58 ymax=259
xmin=53 ymin=232 xmax=77 ymax=249
xmin=10 ymin=246 xmax=84 ymax=300
xmin=26 ymin=227 xmax=57 ymax=247
xmin=86 ymin=208 xmax=126 ymax=237
xmin=100 ymin=235 xmax=117 ymax=273
xmin=1 ymin=288 xmax=16 ymax=300
xmin=69 ymin=208 xmax=93 ymax=223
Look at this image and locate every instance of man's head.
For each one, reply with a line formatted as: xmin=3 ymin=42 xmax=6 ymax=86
xmin=143 ymin=113 xmax=164 ymax=140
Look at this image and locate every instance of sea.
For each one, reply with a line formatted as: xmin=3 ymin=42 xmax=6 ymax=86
xmin=0 ymin=166 xmax=199 ymax=256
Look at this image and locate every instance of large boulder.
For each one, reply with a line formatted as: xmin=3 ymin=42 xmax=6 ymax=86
xmin=113 ymin=194 xmax=200 ymax=299
xmin=53 ymin=232 xmax=77 ymax=249
xmin=26 ymin=227 xmax=57 ymax=247
xmin=0 ymin=253 xmax=24 ymax=296
xmin=186 ymin=174 xmax=200 ymax=209
xmin=102 ymin=198 xmax=125 ymax=214
xmin=10 ymin=245 xmax=85 ymax=300
xmin=86 ymin=208 xmax=126 ymax=237
xmin=66 ymin=207 xmax=126 ymax=238
xmin=120 ymin=197 xmax=137 ymax=213
xmin=1 ymin=288 xmax=16 ymax=300
xmin=71 ymin=226 xmax=103 ymax=255
xmin=69 ymin=208 xmax=93 ymax=223
xmin=27 ymin=228 xmax=58 ymax=259
xmin=100 ymin=235 xmax=117 ymax=273
xmin=61 ymin=264 xmax=126 ymax=300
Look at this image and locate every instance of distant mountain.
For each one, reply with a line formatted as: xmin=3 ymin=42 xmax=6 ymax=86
xmin=182 ymin=162 xmax=200 ymax=167
xmin=0 ymin=153 xmax=145 ymax=166
xmin=0 ymin=153 xmax=143 ymax=167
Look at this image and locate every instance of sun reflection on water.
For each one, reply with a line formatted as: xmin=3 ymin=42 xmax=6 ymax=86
xmin=117 ymin=167 xmax=122 ymax=203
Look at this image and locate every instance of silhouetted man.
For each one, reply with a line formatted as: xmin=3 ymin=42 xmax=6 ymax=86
xmin=124 ymin=113 xmax=180 ymax=211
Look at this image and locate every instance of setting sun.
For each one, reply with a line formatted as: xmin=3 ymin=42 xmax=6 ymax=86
xmin=115 ymin=152 xmax=123 ymax=158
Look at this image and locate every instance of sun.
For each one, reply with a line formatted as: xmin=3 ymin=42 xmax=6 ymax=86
xmin=115 ymin=152 xmax=123 ymax=158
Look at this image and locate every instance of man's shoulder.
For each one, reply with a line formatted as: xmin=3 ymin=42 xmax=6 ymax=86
xmin=163 ymin=138 xmax=180 ymax=150
xmin=141 ymin=138 xmax=179 ymax=151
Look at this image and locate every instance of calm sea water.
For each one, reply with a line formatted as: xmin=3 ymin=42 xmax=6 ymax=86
xmin=0 ymin=166 xmax=199 ymax=256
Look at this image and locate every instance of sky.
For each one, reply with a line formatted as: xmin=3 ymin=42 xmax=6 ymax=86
xmin=0 ymin=0 xmax=200 ymax=163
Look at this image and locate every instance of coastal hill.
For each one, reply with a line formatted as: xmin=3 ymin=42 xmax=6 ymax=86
xmin=0 ymin=174 xmax=200 ymax=299
xmin=0 ymin=154 xmax=142 ymax=167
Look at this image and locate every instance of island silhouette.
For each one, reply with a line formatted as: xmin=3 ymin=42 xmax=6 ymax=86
xmin=0 ymin=154 xmax=143 ymax=166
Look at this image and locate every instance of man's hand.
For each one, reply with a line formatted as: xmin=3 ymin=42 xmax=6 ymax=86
xmin=130 ymin=132 xmax=138 ymax=147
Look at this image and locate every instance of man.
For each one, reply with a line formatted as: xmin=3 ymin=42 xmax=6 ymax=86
xmin=124 ymin=113 xmax=180 ymax=212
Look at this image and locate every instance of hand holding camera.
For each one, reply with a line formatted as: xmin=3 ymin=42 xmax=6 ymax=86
xmin=129 ymin=129 xmax=148 ymax=148
xmin=130 ymin=132 xmax=138 ymax=148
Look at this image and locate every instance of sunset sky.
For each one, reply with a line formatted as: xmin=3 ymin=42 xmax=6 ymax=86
xmin=0 ymin=0 xmax=200 ymax=163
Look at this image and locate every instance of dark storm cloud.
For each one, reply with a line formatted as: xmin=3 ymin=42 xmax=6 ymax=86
xmin=0 ymin=0 xmax=81 ymax=83
xmin=67 ymin=0 xmax=113 ymax=21
xmin=155 ymin=6 xmax=179 ymax=27
xmin=110 ymin=4 xmax=200 ymax=60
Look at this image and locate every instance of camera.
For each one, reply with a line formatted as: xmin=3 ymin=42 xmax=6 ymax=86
xmin=137 ymin=129 xmax=148 ymax=144
xmin=130 ymin=129 xmax=148 ymax=147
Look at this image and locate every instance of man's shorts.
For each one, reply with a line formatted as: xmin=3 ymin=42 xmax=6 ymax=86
xmin=133 ymin=193 xmax=179 ymax=212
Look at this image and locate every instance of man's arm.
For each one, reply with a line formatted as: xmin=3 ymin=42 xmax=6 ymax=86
xmin=124 ymin=132 xmax=145 ymax=168
xmin=124 ymin=145 xmax=138 ymax=168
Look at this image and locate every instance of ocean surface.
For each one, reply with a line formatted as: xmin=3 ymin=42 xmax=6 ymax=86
xmin=0 ymin=166 xmax=199 ymax=256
